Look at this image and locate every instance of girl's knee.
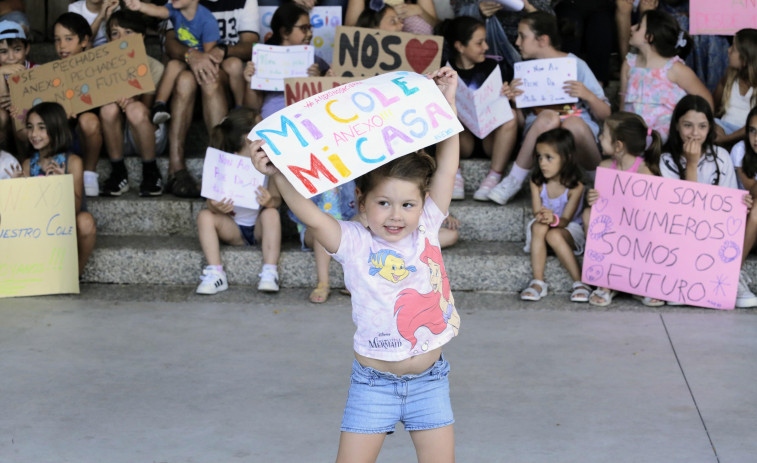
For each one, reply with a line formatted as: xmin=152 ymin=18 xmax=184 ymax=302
xmin=545 ymin=228 xmax=566 ymax=245
xmin=197 ymin=209 xmax=216 ymax=227
xmin=533 ymin=111 xmax=561 ymax=132
xmin=531 ymin=221 xmax=549 ymax=237
xmin=76 ymin=212 xmax=96 ymax=238
xmin=561 ymin=116 xmax=592 ymax=137
xmin=78 ymin=113 xmax=101 ymax=134
xmin=99 ymin=103 xmax=120 ymax=121
xmin=222 ymin=57 xmax=243 ymax=74
xmin=175 ymin=70 xmax=198 ymax=95
xmin=125 ymin=101 xmax=150 ymax=124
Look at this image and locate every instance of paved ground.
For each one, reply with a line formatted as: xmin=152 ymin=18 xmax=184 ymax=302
xmin=1 ymin=286 xmax=756 ymax=463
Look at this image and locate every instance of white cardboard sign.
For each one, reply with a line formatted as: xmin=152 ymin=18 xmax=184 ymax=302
xmin=514 ymin=57 xmax=578 ymax=109
xmin=250 ymin=44 xmax=315 ymax=91
xmin=201 ymin=147 xmax=267 ymax=209
xmin=455 ymin=66 xmax=514 ymax=139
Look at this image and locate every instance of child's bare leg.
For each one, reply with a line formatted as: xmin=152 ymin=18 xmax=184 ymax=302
xmin=76 ymin=211 xmax=96 ymax=276
xmin=459 ymin=129 xmax=475 ymax=159
xmin=513 ymin=111 xmax=561 ymax=170
xmin=546 ymin=228 xmax=581 ymax=281
xmin=197 ymin=209 xmax=244 ymax=266
xmin=124 ymin=101 xmax=157 ymax=161
xmin=482 ymin=118 xmax=518 ymax=174
xmin=255 ymin=207 xmax=282 ymax=265
xmin=335 ymin=432 xmax=386 ymax=463
xmin=530 ymin=221 xmax=549 ymax=284
xmin=100 ymin=102 xmax=124 ymax=161
xmin=410 ymin=425 xmax=455 ymax=463
xmin=439 ymin=228 xmax=458 ymax=248
xmin=742 ymin=200 xmax=757 ymax=265
xmin=155 ymin=59 xmax=187 ymax=105
xmin=562 ymin=116 xmax=602 ymax=171
xmin=77 ymin=112 xmax=102 ymax=172
xmin=222 ymin=57 xmax=245 ymax=107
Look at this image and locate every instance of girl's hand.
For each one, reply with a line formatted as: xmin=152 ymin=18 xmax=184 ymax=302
xmin=256 ymin=185 xmax=272 ymax=207
xmin=394 ymin=3 xmax=423 ymax=19
xmin=682 ymin=138 xmax=703 ymax=165
xmin=209 ymin=197 xmax=234 ymax=214
xmin=247 ymin=139 xmax=280 ymax=176
xmin=5 ymin=163 xmax=23 ymax=178
xmin=743 ymin=193 xmax=754 ymax=211
xmin=101 ymin=0 xmax=119 ymax=17
xmin=116 ymin=97 xmax=134 ymax=112
xmin=45 ymin=160 xmax=65 ymax=176
xmin=293 ymin=0 xmax=316 ymax=10
xmin=479 ymin=1 xmax=503 ymax=17
xmin=587 ymin=188 xmax=599 ymax=206
xmin=123 ymin=0 xmax=141 ymax=11
xmin=0 ymin=93 xmax=11 ymax=111
xmin=243 ymin=61 xmax=255 ymax=83
xmin=1 ymin=63 xmax=24 ymax=78
xmin=428 ymin=66 xmax=458 ymax=107
xmin=563 ymin=80 xmax=591 ymax=100
xmin=502 ymin=79 xmax=523 ymax=101
xmin=442 ymin=214 xmax=460 ymax=230
xmin=306 ymin=62 xmax=321 ymax=77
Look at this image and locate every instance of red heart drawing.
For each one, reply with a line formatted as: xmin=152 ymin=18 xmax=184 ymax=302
xmin=128 ymin=50 xmax=135 ymax=58
xmin=11 ymin=75 xmax=20 ymax=83
xmin=80 ymin=94 xmax=92 ymax=105
xmin=404 ymin=39 xmax=439 ymax=74
xmin=127 ymin=79 xmax=142 ymax=90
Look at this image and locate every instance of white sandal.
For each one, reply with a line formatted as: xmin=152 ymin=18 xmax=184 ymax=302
xmin=571 ymin=281 xmax=592 ymax=303
xmin=632 ymin=295 xmax=665 ymax=307
xmin=589 ymin=288 xmax=617 ymax=307
xmin=521 ymin=279 xmax=548 ymax=301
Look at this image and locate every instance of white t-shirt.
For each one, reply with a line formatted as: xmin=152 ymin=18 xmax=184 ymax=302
xmin=68 ymin=1 xmax=110 ymax=47
xmin=331 ymin=198 xmax=461 ymax=361
xmin=721 ymin=80 xmax=754 ymax=128
xmin=660 ymin=145 xmax=738 ymax=189
xmin=729 ymin=140 xmax=757 ymax=190
xmin=0 ymin=150 xmax=20 ymax=180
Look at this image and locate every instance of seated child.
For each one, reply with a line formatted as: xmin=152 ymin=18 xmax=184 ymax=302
xmin=0 ymin=19 xmax=34 ymax=154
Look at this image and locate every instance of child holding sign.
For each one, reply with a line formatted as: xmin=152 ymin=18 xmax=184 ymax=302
xmin=661 ymin=95 xmax=756 ymax=307
xmin=488 ymin=11 xmax=610 ymax=206
xmin=250 ymin=67 xmax=460 ymax=462
xmin=53 ymin=13 xmax=103 ymax=198
xmin=10 ymin=102 xmax=97 ymax=276
xmin=196 ymin=108 xmax=282 ymax=295
xmin=714 ymin=28 xmax=757 ymax=148
xmin=521 ymin=128 xmax=587 ymax=302
xmin=584 ymin=111 xmax=664 ymax=307
xmin=0 ymin=20 xmax=34 ymax=155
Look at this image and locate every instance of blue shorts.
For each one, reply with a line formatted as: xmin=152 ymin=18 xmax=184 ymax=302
xmin=715 ymin=118 xmax=742 ymax=136
xmin=238 ymin=224 xmax=256 ymax=246
xmin=340 ymin=354 xmax=454 ymax=434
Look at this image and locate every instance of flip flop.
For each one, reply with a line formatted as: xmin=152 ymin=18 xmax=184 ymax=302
xmin=309 ymin=282 xmax=330 ymax=304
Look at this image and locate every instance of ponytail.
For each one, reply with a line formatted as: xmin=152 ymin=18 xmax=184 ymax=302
xmin=209 ymin=107 xmax=258 ymax=154
xmin=643 ymin=129 xmax=662 ymax=176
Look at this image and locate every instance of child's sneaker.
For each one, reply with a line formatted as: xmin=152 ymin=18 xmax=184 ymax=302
xmin=151 ymin=102 xmax=171 ymax=125
xmin=83 ymin=171 xmax=99 ymax=197
xmin=258 ymin=268 xmax=280 ymax=292
xmin=736 ymin=270 xmax=757 ymax=308
xmin=452 ymin=169 xmax=464 ymax=200
xmin=487 ymin=174 xmax=522 ymax=205
xmin=196 ymin=266 xmax=228 ymax=295
xmin=139 ymin=167 xmax=163 ymax=197
xmin=100 ymin=169 xmax=129 ymax=196
xmin=473 ymin=171 xmax=502 ymax=201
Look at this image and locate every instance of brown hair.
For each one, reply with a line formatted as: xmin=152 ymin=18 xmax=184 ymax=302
xmin=209 ymin=107 xmax=258 ymax=153
xmin=604 ymin=111 xmax=662 ymax=176
xmin=719 ymin=28 xmax=757 ymax=117
xmin=354 ymin=151 xmax=436 ymax=206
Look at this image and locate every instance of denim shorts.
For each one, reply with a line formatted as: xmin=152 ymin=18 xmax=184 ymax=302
xmin=340 ymin=354 xmax=454 ymax=434
xmin=238 ymin=224 xmax=256 ymax=246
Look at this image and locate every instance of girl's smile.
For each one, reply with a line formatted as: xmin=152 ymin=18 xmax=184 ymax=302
xmin=26 ymin=113 xmax=51 ymax=155
xmin=360 ymin=177 xmax=424 ymax=243
xmin=676 ymin=110 xmax=709 ymax=144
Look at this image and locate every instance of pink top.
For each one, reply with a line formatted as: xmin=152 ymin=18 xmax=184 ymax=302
xmin=623 ymin=53 xmax=687 ymax=142
xmin=610 ymin=156 xmax=643 ymax=172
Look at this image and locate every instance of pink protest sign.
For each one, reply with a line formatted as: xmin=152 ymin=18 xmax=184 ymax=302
xmin=690 ymin=0 xmax=757 ymax=35
xmin=582 ymin=168 xmax=747 ymax=309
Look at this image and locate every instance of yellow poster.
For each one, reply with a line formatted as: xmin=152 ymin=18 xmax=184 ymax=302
xmin=0 ymin=175 xmax=79 ymax=297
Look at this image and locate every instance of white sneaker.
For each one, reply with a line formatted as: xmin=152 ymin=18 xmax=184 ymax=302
xmin=258 ymin=268 xmax=280 ymax=292
xmin=452 ymin=170 xmax=464 ymax=200
xmin=736 ymin=270 xmax=757 ymax=308
xmin=473 ymin=171 xmax=502 ymax=201
xmin=196 ymin=267 xmax=228 ymax=295
xmin=487 ymin=174 xmax=522 ymax=205
xmin=83 ymin=171 xmax=99 ymax=197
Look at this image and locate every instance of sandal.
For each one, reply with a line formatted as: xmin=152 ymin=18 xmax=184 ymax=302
xmin=339 ymin=288 xmax=351 ymax=296
xmin=571 ymin=281 xmax=592 ymax=303
xmin=633 ymin=295 xmax=665 ymax=307
xmin=309 ymin=282 xmax=330 ymax=304
xmin=589 ymin=288 xmax=617 ymax=307
xmin=521 ymin=279 xmax=548 ymax=301
xmin=165 ymin=169 xmax=200 ymax=198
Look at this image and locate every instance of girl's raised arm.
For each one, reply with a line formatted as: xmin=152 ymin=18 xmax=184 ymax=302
xmin=427 ymin=67 xmax=459 ymax=214
xmin=248 ymin=140 xmax=342 ymax=253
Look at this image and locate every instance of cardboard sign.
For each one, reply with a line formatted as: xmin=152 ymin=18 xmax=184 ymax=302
xmin=690 ymin=0 xmax=757 ymax=35
xmin=201 ymin=147 xmax=268 ymax=209
xmin=259 ymin=6 xmax=342 ymax=65
xmin=455 ymin=66 xmax=514 ymax=139
xmin=250 ymin=44 xmax=315 ymax=91
xmin=284 ymin=76 xmax=361 ymax=105
xmin=0 ymin=176 xmax=79 ymax=298
xmin=331 ymin=26 xmax=443 ymax=77
xmin=513 ymin=57 xmax=578 ymax=109
xmin=582 ymin=168 xmax=747 ymax=309
xmin=248 ymin=71 xmax=463 ymax=198
xmin=8 ymin=35 xmax=155 ymax=129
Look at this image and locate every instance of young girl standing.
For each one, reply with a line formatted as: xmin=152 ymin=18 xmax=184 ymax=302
xmin=440 ymin=15 xmax=518 ymax=201
xmin=521 ymin=128 xmax=588 ymax=302
xmin=620 ymin=9 xmax=712 ymax=143
xmin=730 ymin=106 xmax=757 ymax=308
xmin=584 ymin=111 xmax=664 ymax=307
xmin=661 ymin=95 xmax=756 ymax=307
xmin=714 ymin=28 xmax=757 ymax=148
xmin=12 ymin=102 xmax=96 ymax=276
xmin=250 ymin=68 xmax=460 ymax=463
xmin=53 ymin=13 xmax=103 ymax=197
xmin=196 ymin=108 xmax=282 ymax=295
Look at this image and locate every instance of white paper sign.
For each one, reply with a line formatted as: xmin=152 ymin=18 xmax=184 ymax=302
xmin=259 ymin=6 xmax=341 ymax=65
xmin=248 ymin=71 xmax=463 ymax=198
xmin=201 ymin=147 xmax=267 ymax=209
xmin=455 ymin=66 xmax=514 ymax=139
xmin=250 ymin=44 xmax=315 ymax=91
xmin=514 ymin=57 xmax=578 ymax=109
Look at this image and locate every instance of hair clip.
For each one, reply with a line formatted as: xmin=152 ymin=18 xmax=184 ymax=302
xmin=369 ymin=0 xmax=385 ymax=12
xmin=676 ymin=31 xmax=687 ymax=48
xmin=645 ymin=127 xmax=653 ymax=150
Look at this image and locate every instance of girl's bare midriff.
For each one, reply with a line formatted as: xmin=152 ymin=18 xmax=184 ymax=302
xmin=355 ymin=347 xmax=442 ymax=376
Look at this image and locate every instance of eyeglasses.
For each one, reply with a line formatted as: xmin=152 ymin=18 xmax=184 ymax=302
xmin=293 ymin=24 xmax=313 ymax=32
